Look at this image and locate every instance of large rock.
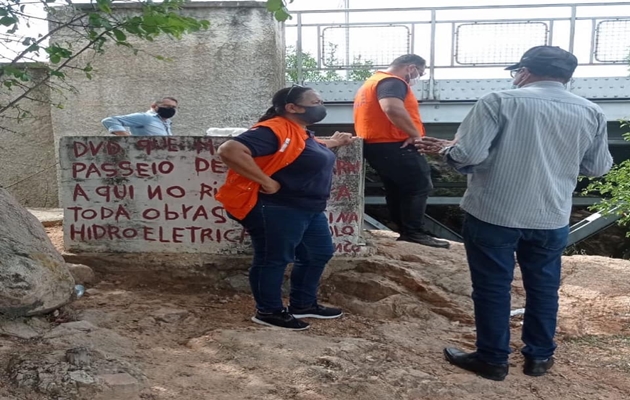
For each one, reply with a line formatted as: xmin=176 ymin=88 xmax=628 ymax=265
xmin=0 ymin=189 xmax=74 ymax=316
xmin=66 ymin=263 xmax=96 ymax=285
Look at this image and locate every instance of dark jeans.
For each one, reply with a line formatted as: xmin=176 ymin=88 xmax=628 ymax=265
xmin=363 ymin=141 xmax=433 ymax=236
xmin=462 ymin=213 xmax=569 ymax=364
xmin=235 ymin=202 xmax=334 ymax=313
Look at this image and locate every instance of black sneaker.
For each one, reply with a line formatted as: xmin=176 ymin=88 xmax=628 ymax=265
xmin=288 ymin=304 xmax=343 ymax=319
xmin=251 ymin=309 xmax=310 ymax=331
xmin=397 ymin=234 xmax=450 ymax=249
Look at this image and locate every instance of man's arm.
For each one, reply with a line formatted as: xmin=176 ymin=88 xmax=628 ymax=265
xmin=579 ymin=112 xmax=613 ymax=177
xmin=101 ymin=113 xmax=151 ymax=136
xmin=379 ymin=98 xmax=423 ymax=138
xmin=377 ymin=78 xmax=422 ymax=139
xmin=442 ymin=95 xmax=502 ymax=172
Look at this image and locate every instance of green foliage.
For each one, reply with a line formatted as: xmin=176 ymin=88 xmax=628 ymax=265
xmin=266 ymin=0 xmax=294 ymax=22
xmin=348 ymin=55 xmax=375 ymax=81
xmin=286 ymin=44 xmax=375 ymax=83
xmin=0 ymin=0 xmax=209 ymax=119
xmin=273 ymin=2 xmax=375 ymax=82
xmin=583 ymin=120 xmax=630 ymax=233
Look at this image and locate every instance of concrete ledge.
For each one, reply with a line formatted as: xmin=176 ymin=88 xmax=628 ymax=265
xmin=61 ymin=233 xmax=379 ymax=285
xmin=62 ymin=251 xmax=370 ymax=286
xmin=72 ymin=1 xmax=267 ymax=11
xmin=28 ymin=208 xmax=63 ymax=227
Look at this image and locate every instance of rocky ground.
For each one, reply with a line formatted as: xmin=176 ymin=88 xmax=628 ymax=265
xmin=0 ymin=227 xmax=629 ymax=400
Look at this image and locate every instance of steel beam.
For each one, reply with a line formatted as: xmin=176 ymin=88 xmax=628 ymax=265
xmin=567 ymin=207 xmax=622 ymax=246
xmin=364 ymin=197 xmax=619 ymax=246
xmin=312 ymin=78 xmax=630 ymax=124
xmin=363 ymin=214 xmax=391 ymax=231
xmin=322 ymin=100 xmax=630 ymax=125
xmin=366 ymin=196 xmax=606 ymax=207
xmin=424 ymin=214 xmax=463 ymax=242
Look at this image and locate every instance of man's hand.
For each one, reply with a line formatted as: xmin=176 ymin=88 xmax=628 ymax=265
xmin=415 ymin=137 xmax=456 ymax=154
xmin=260 ymin=178 xmax=281 ymax=194
xmin=112 ymin=131 xmax=130 ymax=136
xmin=400 ymin=137 xmax=419 ymax=148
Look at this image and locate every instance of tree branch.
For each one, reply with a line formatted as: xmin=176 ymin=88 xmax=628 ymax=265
xmin=0 ymin=24 xmax=119 ymax=115
xmin=0 ymin=11 xmax=89 ymax=78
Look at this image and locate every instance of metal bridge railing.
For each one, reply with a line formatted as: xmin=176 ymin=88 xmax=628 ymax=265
xmin=286 ymin=2 xmax=630 ymax=88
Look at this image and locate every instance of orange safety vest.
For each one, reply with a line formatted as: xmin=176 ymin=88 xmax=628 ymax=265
xmin=215 ymin=116 xmax=308 ymax=220
xmin=353 ymin=71 xmax=426 ymax=144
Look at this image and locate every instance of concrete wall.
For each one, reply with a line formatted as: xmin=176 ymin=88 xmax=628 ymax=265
xmin=49 ymin=2 xmax=285 ymax=139
xmin=0 ymin=66 xmax=59 ymax=207
xmin=58 ymin=136 xmax=365 ymax=256
xmin=1 ymin=2 xmax=285 ymax=208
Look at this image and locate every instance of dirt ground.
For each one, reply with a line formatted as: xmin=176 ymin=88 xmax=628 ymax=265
xmin=0 ymin=226 xmax=629 ymax=400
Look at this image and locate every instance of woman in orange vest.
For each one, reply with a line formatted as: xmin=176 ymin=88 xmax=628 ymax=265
xmin=216 ymin=86 xmax=356 ymax=331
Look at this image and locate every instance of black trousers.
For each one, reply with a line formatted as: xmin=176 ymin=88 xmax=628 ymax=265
xmin=364 ymin=141 xmax=433 ymax=236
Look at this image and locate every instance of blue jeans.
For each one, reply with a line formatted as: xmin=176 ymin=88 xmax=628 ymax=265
xmin=235 ymin=203 xmax=334 ymax=313
xmin=462 ymin=213 xmax=569 ymax=364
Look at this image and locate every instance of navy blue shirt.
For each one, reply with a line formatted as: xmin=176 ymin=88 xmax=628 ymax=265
xmin=232 ymin=126 xmax=336 ymax=212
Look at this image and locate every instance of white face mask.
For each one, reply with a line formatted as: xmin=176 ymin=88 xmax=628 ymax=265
xmin=407 ymin=67 xmax=421 ymax=87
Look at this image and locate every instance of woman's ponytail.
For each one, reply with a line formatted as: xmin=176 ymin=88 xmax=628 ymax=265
xmin=258 ymin=106 xmax=279 ymax=122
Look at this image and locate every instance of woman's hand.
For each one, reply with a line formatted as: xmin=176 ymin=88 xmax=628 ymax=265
xmin=328 ymin=131 xmax=358 ymax=148
xmin=260 ymin=178 xmax=281 ymax=194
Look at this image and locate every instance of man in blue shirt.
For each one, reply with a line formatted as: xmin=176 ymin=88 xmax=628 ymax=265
xmin=101 ymin=97 xmax=178 ymax=136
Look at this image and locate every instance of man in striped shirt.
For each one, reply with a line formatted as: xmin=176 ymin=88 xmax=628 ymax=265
xmin=417 ymin=46 xmax=613 ymax=381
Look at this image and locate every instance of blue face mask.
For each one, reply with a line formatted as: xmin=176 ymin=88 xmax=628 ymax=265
xmin=296 ymin=104 xmax=327 ymax=124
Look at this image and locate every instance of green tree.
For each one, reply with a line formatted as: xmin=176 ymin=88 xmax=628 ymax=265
xmin=286 ymin=45 xmax=375 ymax=83
xmin=285 ymin=46 xmax=339 ymax=83
xmin=348 ymin=55 xmax=375 ymax=81
xmin=0 ymin=0 xmax=209 ymax=129
xmin=576 ymin=49 xmax=630 ymax=233
xmin=266 ymin=0 xmax=294 ymax=22
xmin=271 ymin=1 xmax=375 ymax=82
xmin=583 ymin=119 xmax=630 ymax=232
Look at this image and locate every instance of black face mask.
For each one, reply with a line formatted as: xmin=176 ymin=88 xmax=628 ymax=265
xmin=156 ymin=107 xmax=176 ymax=119
xmin=296 ymin=104 xmax=327 ymax=124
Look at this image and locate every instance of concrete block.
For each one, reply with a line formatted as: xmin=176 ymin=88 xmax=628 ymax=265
xmin=59 ymin=136 xmax=366 ymax=256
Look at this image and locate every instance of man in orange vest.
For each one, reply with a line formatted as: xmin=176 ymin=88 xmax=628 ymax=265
xmin=354 ymin=54 xmax=449 ymax=248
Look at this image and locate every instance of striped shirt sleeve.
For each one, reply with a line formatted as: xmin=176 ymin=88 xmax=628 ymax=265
xmin=579 ymin=111 xmax=613 ymax=177
xmin=445 ymin=94 xmax=501 ymax=172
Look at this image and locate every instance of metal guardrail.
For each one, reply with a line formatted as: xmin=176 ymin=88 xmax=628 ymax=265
xmin=364 ymin=196 xmax=604 ymax=207
xmin=363 ymin=207 xmax=620 ymax=246
xmin=290 ymin=3 xmax=629 ymax=242
xmin=286 ymin=2 xmax=630 ymax=89
xmin=567 ymin=206 xmax=621 ymax=245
